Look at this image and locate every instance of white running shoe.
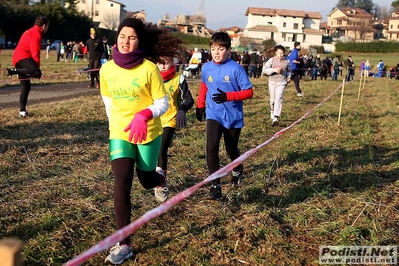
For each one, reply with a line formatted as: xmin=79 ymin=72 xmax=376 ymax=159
xmin=104 ymin=243 xmax=133 ymax=265
xmin=297 ymin=93 xmax=304 ymax=97
xmin=270 ymin=110 xmax=275 ymax=120
xmin=18 ymin=111 xmax=29 ymax=118
xmin=154 ymin=167 xmax=169 ymax=202
xmin=272 ymin=117 xmax=279 ymax=126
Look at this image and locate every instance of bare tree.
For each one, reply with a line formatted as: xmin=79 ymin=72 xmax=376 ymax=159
xmin=374 ymin=4 xmax=391 ymax=18
xmin=102 ymin=13 xmax=119 ymax=31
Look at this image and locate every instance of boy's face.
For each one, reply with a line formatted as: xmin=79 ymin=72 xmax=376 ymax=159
xmin=210 ymin=45 xmax=230 ymax=64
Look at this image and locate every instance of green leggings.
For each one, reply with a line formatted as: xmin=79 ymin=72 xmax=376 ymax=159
xmin=109 ymin=136 xmax=161 ymax=171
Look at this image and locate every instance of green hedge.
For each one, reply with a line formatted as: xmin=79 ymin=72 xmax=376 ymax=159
xmin=173 ymin=32 xmax=210 ymax=46
xmin=335 ymin=41 xmax=399 ymax=53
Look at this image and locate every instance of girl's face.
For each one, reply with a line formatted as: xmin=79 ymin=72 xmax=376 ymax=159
xmin=156 ymin=57 xmax=174 ymax=72
xmin=276 ymin=48 xmax=284 ymax=60
xmin=117 ymin=26 xmax=139 ymax=54
xmin=210 ymin=45 xmax=230 ymax=64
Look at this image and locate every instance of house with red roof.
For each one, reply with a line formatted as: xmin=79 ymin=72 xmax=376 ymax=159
xmin=242 ymin=7 xmax=324 ymax=50
xmin=326 ymin=7 xmax=376 ymax=41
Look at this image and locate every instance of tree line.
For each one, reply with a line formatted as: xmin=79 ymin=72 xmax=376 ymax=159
xmin=0 ymin=0 xmax=92 ymax=45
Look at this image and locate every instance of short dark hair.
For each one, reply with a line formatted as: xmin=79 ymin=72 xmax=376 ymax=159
xmin=210 ymin=31 xmax=231 ymax=49
xmin=35 ymin=15 xmax=49 ymax=27
xmin=294 ymin=41 xmax=300 ymax=47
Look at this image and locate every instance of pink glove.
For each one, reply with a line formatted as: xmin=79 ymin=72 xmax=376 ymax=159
xmin=124 ymin=109 xmax=153 ymax=144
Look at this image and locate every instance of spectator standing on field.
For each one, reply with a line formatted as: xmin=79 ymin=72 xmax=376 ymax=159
xmin=311 ymin=53 xmax=321 ymax=80
xmin=72 ymin=41 xmax=81 ymax=62
xmin=241 ymin=51 xmax=250 ymax=75
xmin=45 ymin=41 xmax=50 ymax=59
xmin=332 ymin=56 xmax=340 ymax=81
xmin=59 ymin=42 xmax=65 ymax=61
xmin=346 ymin=55 xmax=355 ymax=81
xmin=248 ymin=49 xmax=258 ymax=78
xmin=6 ymin=15 xmax=49 ymax=118
xmin=100 ymin=36 xmax=110 ymax=66
xmin=86 ymin=28 xmax=103 ymax=88
xmin=55 ymin=41 xmax=61 ymax=62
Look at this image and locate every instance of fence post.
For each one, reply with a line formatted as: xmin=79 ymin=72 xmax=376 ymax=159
xmin=338 ymin=79 xmax=345 ymax=127
xmin=0 ymin=238 xmax=22 ymax=266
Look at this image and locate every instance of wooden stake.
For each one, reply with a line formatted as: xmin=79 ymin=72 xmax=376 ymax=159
xmin=0 ymin=238 xmax=22 ymax=266
xmin=362 ymin=71 xmax=367 ymax=91
xmin=357 ymin=72 xmax=363 ymax=99
xmin=338 ymin=79 xmax=345 ymax=127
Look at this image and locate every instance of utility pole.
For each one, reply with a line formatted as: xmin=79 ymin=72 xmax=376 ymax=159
xmin=199 ymin=0 xmax=204 ymax=15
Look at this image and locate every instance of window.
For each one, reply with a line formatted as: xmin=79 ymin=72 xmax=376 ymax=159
xmin=95 ymin=10 xmax=99 ymax=16
xmin=268 ymin=22 xmax=272 ymax=25
xmin=82 ymin=0 xmax=85 ymax=3
xmin=293 ymin=23 xmax=298 ymax=29
xmin=95 ymin=0 xmax=99 ymax=4
xmin=391 ymin=25 xmax=393 ymax=29
xmin=110 ymin=3 xmax=113 ymax=7
xmin=303 ymin=34 xmax=306 ymax=43
xmin=337 ymin=20 xmax=342 ymax=25
xmin=283 ymin=22 xmax=286 ymax=27
xmin=282 ymin=33 xmax=286 ymax=41
xmin=357 ymin=22 xmax=361 ymax=26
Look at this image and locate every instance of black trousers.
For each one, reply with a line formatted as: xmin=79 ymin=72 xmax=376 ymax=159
xmin=89 ymin=59 xmax=100 ymax=86
xmin=111 ymin=158 xmax=163 ymax=245
xmin=158 ymin=127 xmax=176 ymax=171
xmin=292 ymin=70 xmax=302 ymax=94
xmin=206 ymin=119 xmax=242 ymax=185
xmin=15 ymin=58 xmax=42 ymax=111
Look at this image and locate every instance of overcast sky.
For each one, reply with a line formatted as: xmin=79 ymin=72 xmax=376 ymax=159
xmin=125 ymin=0 xmax=394 ymax=30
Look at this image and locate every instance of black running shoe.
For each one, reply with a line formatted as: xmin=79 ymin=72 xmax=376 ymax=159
xmin=6 ymin=68 xmax=17 ymax=76
xmin=231 ymin=164 xmax=243 ymax=188
xmin=207 ymin=184 xmax=222 ymax=200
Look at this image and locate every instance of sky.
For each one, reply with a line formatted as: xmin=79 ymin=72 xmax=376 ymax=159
xmin=125 ymin=0 xmax=394 ymax=30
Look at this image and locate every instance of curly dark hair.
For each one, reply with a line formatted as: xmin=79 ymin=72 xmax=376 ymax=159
xmin=116 ymin=18 xmax=186 ymax=63
xmin=265 ymin=45 xmax=285 ymax=59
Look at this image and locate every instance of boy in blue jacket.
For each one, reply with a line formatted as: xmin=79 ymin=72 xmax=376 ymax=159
xmin=196 ymin=32 xmax=253 ymax=200
xmin=288 ymin=41 xmax=303 ymax=97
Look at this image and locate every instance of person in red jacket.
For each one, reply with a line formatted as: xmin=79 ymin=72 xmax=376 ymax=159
xmin=6 ymin=15 xmax=49 ymax=118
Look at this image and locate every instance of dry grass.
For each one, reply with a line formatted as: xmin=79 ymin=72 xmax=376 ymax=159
xmin=1 ymin=49 xmax=399 ymax=265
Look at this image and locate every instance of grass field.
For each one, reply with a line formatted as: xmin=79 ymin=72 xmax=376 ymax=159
xmin=1 ymin=49 xmax=399 ymax=265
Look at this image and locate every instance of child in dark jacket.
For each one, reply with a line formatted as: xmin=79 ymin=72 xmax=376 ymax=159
xmin=156 ymin=55 xmax=194 ymax=202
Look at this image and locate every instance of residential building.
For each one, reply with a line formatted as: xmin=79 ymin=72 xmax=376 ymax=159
xmin=74 ymin=0 xmax=127 ymax=30
xmin=157 ymin=13 xmax=211 ymax=37
xmin=386 ymin=12 xmax=399 ymax=40
xmin=326 ymin=7 xmax=375 ymax=41
xmin=242 ymin=7 xmax=324 ymax=50
xmin=218 ymin=26 xmax=244 ymax=49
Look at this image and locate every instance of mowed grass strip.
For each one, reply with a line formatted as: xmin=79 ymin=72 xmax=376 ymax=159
xmin=1 ymin=49 xmax=399 ymax=265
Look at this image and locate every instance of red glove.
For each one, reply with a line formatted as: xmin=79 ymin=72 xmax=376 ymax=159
xmin=124 ymin=109 xmax=153 ymax=144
